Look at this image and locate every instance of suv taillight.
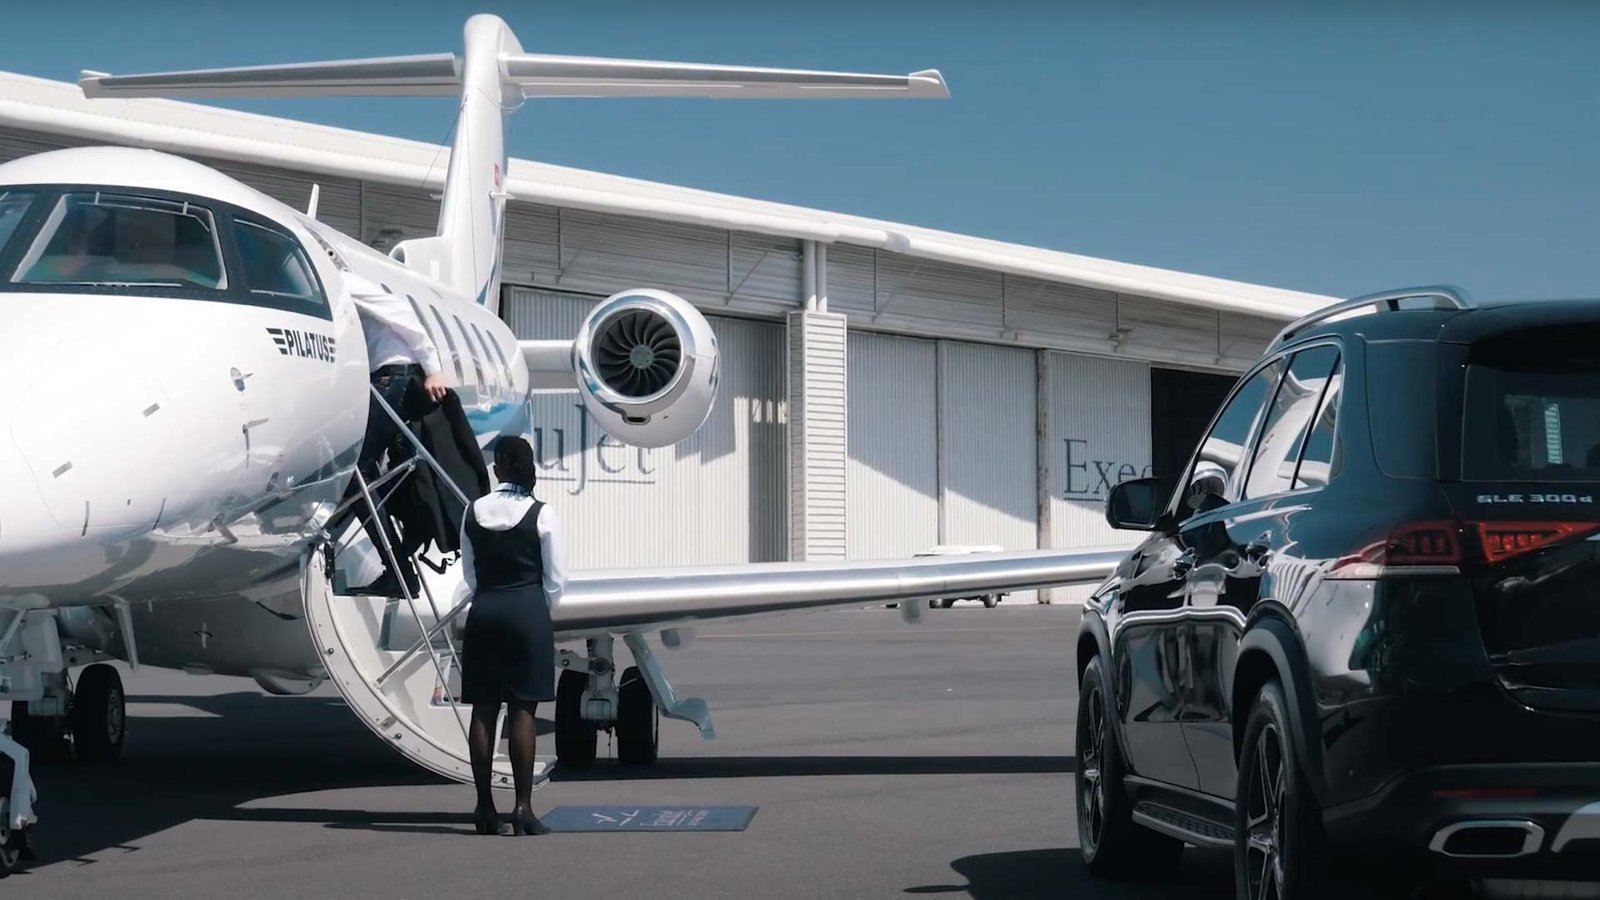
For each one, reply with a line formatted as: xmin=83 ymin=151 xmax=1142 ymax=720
xmin=1477 ymin=521 xmax=1600 ymax=564
xmin=1330 ymin=521 xmax=1462 ymax=578
xmin=1331 ymin=519 xmax=1599 ymax=578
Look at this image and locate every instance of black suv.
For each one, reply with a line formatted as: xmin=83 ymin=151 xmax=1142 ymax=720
xmin=1075 ymin=287 xmax=1600 ymax=898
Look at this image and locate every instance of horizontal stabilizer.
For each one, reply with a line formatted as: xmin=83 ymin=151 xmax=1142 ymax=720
xmin=79 ymin=53 xmax=462 ymax=98
xmin=501 ymin=54 xmax=948 ymax=99
xmin=79 ymin=53 xmax=946 ymax=102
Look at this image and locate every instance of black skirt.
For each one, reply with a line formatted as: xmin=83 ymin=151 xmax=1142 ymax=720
xmin=459 ymin=584 xmax=555 ymax=704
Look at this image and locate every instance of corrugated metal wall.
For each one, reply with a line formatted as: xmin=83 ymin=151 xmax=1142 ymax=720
xmin=938 ymin=341 xmax=1039 ymax=602
xmin=847 ymin=332 xmax=938 ymax=560
xmin=828 ymin=244 xmax=1277 ymax=373
xmin=1047 ymin=352 xmax=1152 ymax=601
xmin=787 ymin=311 xmax=848 ymax=561
xmin=502 ymin=286 xmax=787 ymax=568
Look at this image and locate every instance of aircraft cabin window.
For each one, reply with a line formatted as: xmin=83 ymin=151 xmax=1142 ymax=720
xmin=0 ymin=190 xmax=35 ymax=254
xmin=455 ymin=314 xmax=487 ymax=392
xmin=12 ymin=191 xmax=226 ymax=290
xmin=406 ymin=295 xmax=437 ymax=345
xmin=485 ymin=331 xmax=515 ymax=387
xmin=234 ymin=217 xmax=325 ymax=312
xmin=1243 ymin=346 xmax=1340 ymax=499
xmin=471 ymin=323 xmax=507 ymax=389
xmin=429 ymin=306 xmax=467 ymax=385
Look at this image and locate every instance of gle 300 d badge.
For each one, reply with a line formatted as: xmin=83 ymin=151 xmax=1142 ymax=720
xmin=267 ymin=327 xmax=337 ymax=363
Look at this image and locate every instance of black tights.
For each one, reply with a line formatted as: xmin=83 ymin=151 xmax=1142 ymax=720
xmin=468 ymin=700 xmax=538 ymax=812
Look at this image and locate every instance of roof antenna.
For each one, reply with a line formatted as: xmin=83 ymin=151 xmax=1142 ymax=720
xmin=305 ymin=183 xmax=320 ymax=220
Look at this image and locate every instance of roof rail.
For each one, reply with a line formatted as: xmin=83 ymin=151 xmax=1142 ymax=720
xmin=1270 ymin=284 xmax=1472 ymax=348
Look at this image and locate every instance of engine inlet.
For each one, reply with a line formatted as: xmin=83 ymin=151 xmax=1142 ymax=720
xmin=594 ymin=309 xmax=682 ymax=398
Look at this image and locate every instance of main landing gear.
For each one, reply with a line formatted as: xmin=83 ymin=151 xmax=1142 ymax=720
xmin=553 ymin=633 xmax=710 ymax=769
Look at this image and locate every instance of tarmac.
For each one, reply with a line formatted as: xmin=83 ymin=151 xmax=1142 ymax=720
xmin=7 ymin=606 xmax=1234 ymax=899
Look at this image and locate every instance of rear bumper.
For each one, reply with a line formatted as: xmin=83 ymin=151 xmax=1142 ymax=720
xmin=1323 ymin=763 xmax=1600 ymax=880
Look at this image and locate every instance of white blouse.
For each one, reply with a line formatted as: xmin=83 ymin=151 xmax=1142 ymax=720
xmin=457 ymin=488 xmax=569 ymax=608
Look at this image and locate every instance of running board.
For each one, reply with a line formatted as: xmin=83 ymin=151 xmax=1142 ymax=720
xmin=1131 ymin=801 xmax=1236 ymax=849
xmin=302 ymin=548 xmax=554 ymax=788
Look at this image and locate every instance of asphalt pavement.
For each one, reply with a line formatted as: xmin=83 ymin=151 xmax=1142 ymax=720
xmin=6 ymin=606 xmax=1233 ymax=899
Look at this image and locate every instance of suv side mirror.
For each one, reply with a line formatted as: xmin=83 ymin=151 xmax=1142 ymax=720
xmin=1105 ymin=476 xmax=1175 ymax=531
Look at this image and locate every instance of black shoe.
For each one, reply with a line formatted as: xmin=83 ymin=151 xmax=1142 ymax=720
xmin=473 ymin=804 xmax=503 ymax=836
xmin=510 ymin=805 xmax=551 ymax=836
xmin=349 ymin=571 xmax=420 ymax=597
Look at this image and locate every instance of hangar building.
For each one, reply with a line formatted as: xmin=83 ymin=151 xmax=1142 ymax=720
xmin=0 ymin=72 xmax=1334 ymax=601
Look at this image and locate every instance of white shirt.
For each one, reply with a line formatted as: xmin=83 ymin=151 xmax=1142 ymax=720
xmin=458 ymin=487 xmax=569 ymax=609
xmin=346 ymin=274 xmax=443 ymax=377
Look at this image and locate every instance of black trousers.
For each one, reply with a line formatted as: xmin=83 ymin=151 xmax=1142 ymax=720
xmin=331 ymin=366 xmax=423 ymax=584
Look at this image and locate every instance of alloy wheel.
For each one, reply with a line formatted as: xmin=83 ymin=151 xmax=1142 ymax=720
xmin=1244 ymin=722 xmax=1287 ymax=900
xmin=1078 ymin=686 xmax=1106 ymax=854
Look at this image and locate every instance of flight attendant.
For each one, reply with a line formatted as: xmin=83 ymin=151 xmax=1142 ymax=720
xmin=458 ymin=436 xmax=568 ymax=836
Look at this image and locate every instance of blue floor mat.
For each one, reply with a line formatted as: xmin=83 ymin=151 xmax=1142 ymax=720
xmin=539 ymin=805 xmax=758 ymax=833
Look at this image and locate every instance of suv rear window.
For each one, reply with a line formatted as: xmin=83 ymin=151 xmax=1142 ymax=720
xmin=1463 ymin=334 xmax=1600 ymax=482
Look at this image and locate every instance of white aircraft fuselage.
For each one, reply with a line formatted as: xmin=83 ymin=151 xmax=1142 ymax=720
xmin=0 ymin=146 xmax=527 ymax=683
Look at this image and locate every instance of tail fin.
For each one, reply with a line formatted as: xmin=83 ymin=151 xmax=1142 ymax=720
xmin=79 ymin=13 xmax=948 ymax=316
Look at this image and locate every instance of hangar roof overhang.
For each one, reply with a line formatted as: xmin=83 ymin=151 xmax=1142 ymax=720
xmin=0 ymin=71 xmax=1335 ymax=321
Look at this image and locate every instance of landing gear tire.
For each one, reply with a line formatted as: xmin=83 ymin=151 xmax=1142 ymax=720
xmin=982 ymin=595 xmax=998 ymax=609
xmin=71 ymin=664 xmax=125 ymax=764
xmin=9 ymin=703 xmax=69 ymax=764
xmin=0 ymin=758 xmax=31 ymax=879
xmin=615 ymin=666 xmax=658 ymax=766
xmin=1235 ymin=680 xmax=1332 ymax=900
xmin=554 ymin=669 xmax=596 ymax=769
xmin=1076 ymin=656 xmax=1183 ymax=880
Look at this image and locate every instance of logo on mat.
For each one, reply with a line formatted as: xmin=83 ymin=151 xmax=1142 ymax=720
xmin=267 ymin=327 xmax=337 ymax=363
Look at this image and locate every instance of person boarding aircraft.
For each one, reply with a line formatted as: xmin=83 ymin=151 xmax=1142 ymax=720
xmin=0 ymin=14 xmax=1125 ymax=872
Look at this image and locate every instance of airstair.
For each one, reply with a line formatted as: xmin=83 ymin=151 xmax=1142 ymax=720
xmin=301 ymin=387 xmax=552 ymax=789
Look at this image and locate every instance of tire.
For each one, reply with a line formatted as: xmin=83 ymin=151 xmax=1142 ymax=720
xmin=1234 ymin=680 xmax=1331 ymax=900
xmin=939 ymin=599 xmax=955 ymax=609
xmin=982 ymin=595 xmax=998 ymax=609
xmin=553 ymin=669 xmax=596 ymax=768
xmin=1076 ymin=655 xmax=1183 ymax=879
xmin=71 ymin=664 xmax=125 ymax=763
xmin=614 ymin=666 xmax=659 ymax=766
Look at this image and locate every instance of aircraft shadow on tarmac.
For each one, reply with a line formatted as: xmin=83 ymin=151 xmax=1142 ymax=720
xmin=17 ymin=690 xmax=1084 ymax=864
xmin=903 ymin=848 xmax=1233 ymax=900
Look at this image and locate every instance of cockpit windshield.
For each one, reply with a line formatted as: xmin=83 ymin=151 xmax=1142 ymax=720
xmin=0 ymin=190 xmax=33 ymax=252
xmin=10 ymin=191 xmax=226 ymax=289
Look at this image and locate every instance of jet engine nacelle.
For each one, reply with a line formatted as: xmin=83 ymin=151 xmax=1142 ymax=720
xmin=571 ymin=289 xmax=719 ymax=449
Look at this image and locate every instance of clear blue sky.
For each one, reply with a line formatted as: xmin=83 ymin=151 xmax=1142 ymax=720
xmin=6 ymin=0 xmax=1599 ymax=301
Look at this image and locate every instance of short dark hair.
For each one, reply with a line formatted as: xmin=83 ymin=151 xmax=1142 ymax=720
xmin=493 ymin=435 xmax=537 ymax=491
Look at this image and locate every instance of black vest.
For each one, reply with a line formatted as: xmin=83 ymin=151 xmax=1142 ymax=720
xmin=464 ymin=497 xmax=546 ymax=593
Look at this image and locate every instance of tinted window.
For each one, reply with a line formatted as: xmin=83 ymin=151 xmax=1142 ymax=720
xmin=1187 ymin=358 xmax=1283 ymax=511
xmin=472 ymin=324 xmax=508 ymax=387
xmin=13 ymin=191 xmax=225 ymax=289
xmin=429 ymin=306 xmax=466 ymax=385
xmin=1295 ymin=358 xmax=1343 ymax=490
xmin=485 ymin=331 xmax=514 ymax=386
xmin=1463 ymin=334 xmax=1600 ymax=482
xmin=455 ymin=315 xmax=486 ymax=392
xmin=0 ymin=190 xmax=35 ymax=253
xmin=235 ymin=217 xmax=323 ymax=310
xmin=1244 ymin=346 xmax=1339 ymax=499
xmin=1366 ymin=341 xmax=1437 ymax=479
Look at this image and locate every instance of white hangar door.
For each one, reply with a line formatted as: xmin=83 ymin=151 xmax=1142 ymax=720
xmin=1047 ymin=352 xmax=1152 ymax=602
xmin=501 ymin=287 xmax=787 ymax=568
xmin=939 ymin=342 xmax=1039 ymax=603
xmin=847 ymin=332 xmax=938 ymax=560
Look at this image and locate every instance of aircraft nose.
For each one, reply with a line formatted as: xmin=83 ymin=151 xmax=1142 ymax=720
xmin=4 ymin=339 xmax=192 ymax=545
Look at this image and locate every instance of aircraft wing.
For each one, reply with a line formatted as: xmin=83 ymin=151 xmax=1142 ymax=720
xmin=545 ymin=546 xmax=1127 ymax=637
